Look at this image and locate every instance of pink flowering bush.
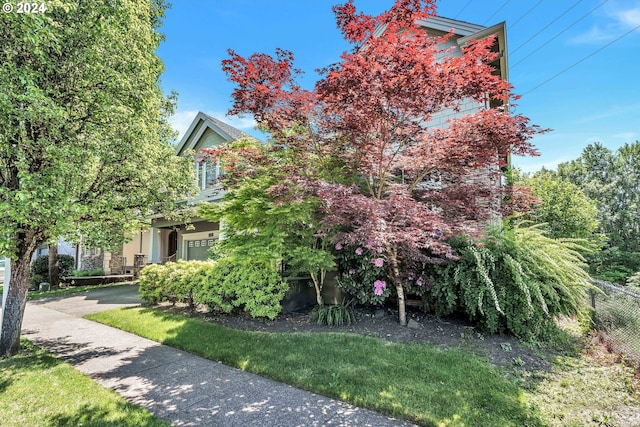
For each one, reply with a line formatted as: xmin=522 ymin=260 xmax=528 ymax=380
xmin=335 ymin=245 xmax=390 ymax=305
xmin=373 ymin=280 xmax=387 ymax=295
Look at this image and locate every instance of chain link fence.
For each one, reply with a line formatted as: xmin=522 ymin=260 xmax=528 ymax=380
xmin=590 ymin=279 xmax=640 ymax=367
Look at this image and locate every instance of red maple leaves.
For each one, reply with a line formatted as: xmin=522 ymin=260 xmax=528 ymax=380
xmin=215 ymin=0 xmax=543 ymax=324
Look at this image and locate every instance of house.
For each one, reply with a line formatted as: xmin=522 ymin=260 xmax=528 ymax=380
xmin=82 ymin=16 xmax=509 ymax=275
xmin=378 ymin=16 xmax=510 ymax=219
xmin=78 ymin=112 xmax=246 ymax=274
xmin=409 ymin=16 xmax=508 ymax=124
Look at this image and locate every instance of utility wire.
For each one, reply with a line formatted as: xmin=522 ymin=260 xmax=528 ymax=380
xmin=454 ymin=0 xmax=474 ymax=19
xmin=511 ymin=0 xmax=585 ymax=54
xmin=483 ymin=0 xmax=511 ymax=25
xmin=522 ymin=23 xmax=640 ymax=97
xmin=512 ymin=0 xmax=610 ymax=69
xmin=510 ymin=0 xmax=544 ymax=29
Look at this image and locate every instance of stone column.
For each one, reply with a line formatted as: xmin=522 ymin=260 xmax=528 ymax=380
xmin=108 ymin=246 xmax=124 ymax=275
xmin=133 ymin=254 xmax=146 ymax=277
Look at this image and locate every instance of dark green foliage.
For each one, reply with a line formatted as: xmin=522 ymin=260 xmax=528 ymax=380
xmin=138 ymin=259 xmax=289 ymax=319
xmin=311 ymin=299 xmax=355 ymax=326
xmin=29 ymin=254 xmax=74 ymax=286
xmin=424 ymin=222 xmax=594 ymax=340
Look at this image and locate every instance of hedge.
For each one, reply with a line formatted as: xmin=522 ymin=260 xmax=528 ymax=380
xmin=138 ymin=258 xmax=288 ymax=320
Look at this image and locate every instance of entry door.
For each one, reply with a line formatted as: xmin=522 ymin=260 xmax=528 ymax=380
xmin=168 ymin=230 xmax=178 ymax=259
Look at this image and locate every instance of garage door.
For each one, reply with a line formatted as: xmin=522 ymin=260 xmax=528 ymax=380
xmin=186 ymin=239 xmax=216 ymax=261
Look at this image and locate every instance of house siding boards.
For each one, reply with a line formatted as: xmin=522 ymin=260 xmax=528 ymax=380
xmin=416 ymin=17 xmax=509 ymax=222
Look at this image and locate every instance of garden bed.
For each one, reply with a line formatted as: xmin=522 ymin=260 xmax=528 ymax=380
xmin=62 ymin=275 xmax=134 ymax=287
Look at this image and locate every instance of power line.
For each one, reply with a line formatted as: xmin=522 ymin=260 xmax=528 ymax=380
xmin=512 ymin=0 xmax=610 ymax=69
xmin=454 ymin=0 xmax=474 ymax=19
xmin=483 ymin=0 xmax=511 ymax=25
xmin=510 ymin=0 xmax=544 ymax=29
xmin=511 ymin=0 xmax=585 ymax=55
xmin=522 ymin=23 xmax=640 ymax=97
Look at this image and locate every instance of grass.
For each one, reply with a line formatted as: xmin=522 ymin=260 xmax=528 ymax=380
xmin=87 ymin=306 xmax=543 ymax=426
xmin=522 ymin=351 xmax=639 ymax=426
xmin=0 ymin=340 xmax=169 ymax=427
xmin=504 ymin=318 xmax=640 ymax=426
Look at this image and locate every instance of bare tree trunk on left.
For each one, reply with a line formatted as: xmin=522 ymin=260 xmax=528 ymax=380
xmin=0 ymin=251 xmax=35 ymax=357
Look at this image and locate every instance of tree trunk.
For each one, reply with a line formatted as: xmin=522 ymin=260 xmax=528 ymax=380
xmin=48 ymin=244 xmax=59 ymax=288
xmin=0 ymin=253 xmax=33 ymax=357
xmin=310 ymin=271 xmax=323 ymax=306
xmin=395 ymin=281 xmax=407 ymax=327
xmin=386 ymin=245 xmax=407 ymax=326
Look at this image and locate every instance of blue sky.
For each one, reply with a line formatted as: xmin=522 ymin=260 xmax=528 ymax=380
xmin=157 ymin=0 xmax=640 ymax=172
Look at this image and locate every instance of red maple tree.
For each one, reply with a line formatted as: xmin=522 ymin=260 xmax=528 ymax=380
xmin=220 ymin=0 xmax=541 ymax=325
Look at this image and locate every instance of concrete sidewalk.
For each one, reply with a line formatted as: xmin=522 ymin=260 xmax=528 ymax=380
xmin=21 ymin=285 xmax=415 ymax=426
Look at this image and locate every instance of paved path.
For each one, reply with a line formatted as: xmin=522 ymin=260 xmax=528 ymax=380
xmin=21 ymin=285 xmax=415 ymax=426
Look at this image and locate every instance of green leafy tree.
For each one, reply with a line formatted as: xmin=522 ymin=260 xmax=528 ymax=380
xmin=199 ymin=137 xmax=335 ymax=306
xmin=558 ymin=142 xmax=640 ymax=281
xmin=518 ymin=168 xmax=599 ymax=239
xmin=0 ymin=0 xmax=194 ymax=357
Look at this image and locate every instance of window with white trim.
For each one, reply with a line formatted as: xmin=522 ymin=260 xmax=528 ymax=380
xmin=195 ymin=159 xmax=221 ymax=190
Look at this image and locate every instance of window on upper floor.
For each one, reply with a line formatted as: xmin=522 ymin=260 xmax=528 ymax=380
xmin=195 ymin=159 xmax=222 ymax=191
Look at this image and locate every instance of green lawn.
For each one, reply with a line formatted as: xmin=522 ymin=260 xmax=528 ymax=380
xmin=0 ymin=340 xmax=169 ymax=427
xmin=87 ymin=307 xmax=543 ymax=426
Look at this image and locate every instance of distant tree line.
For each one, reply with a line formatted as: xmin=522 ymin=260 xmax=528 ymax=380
xmin=519 ymin=141 xmax=640 ymax=284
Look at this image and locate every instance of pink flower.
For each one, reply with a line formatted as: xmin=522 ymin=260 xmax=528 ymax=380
xmin=348 ymin=269 xmax=355 ymax=275
xmin=355 ymin=247 xmax=363 ymax=255
xmin=335 ymin=243 xmax=343 ymax=250
xmin=372 ymin=258 xmax=384 ymax=268
xmin=373 ymin=280 xmax=386 ymax=295
xmin=376 ymin=247 xmax=384 ymax=253
xmin=416 ymin=277 xmax=424 ymax=286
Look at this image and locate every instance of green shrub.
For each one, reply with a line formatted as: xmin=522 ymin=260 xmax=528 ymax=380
xmin=311 ymin=299 xmax=355 ymax=326
xmin=138 ymin=263 xmax=166 ymax=304
xmin=139 ymin=258 xmax=288 ymax=320
xmin=424 ymin=221 xmax=595 ymax=341
xmin=192 ymin=258 xmax=235 ymax=313
xmin=194 ymin=257 xmax=288 ymax=320
xmin=30 ymin=254 xmax=75 ymax=286
xmin=589 ymin=247 xmax=640 ymax=284
xmin=138 ymin=261 xmax=214 ymax=306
